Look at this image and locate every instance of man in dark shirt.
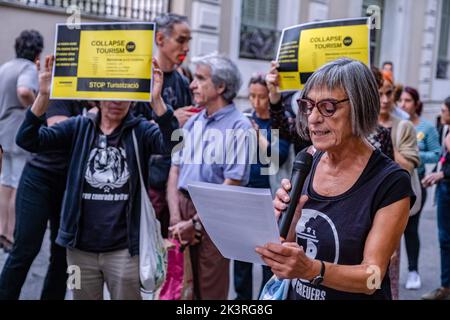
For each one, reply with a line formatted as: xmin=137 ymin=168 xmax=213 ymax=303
xmin=135 ymin=13 xmax=194 ymax=237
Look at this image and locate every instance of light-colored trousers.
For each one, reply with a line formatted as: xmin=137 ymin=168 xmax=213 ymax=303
xmin=67 ymin=248 xmax=141 ymax=300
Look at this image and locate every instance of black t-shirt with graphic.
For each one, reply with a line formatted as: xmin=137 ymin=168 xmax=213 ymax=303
xmin=134 ymin=70 xmax=192 ymax=189
xmin=133 ymin=70 xmax=192 ymax=119
xmin=77 ymin=126 xmax=130 ymax=253
xmin=288 ymin=149 xmax=415 ymax=300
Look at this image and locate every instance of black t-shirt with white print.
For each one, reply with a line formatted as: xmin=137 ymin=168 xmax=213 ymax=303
xmin=77 ymin=126 xmax=130 ymax=253
xmin=288 ymin=148 xmax=415 ymax=300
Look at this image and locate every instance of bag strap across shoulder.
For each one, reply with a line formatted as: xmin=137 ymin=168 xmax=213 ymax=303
xmin=132 ymin=130 xmax=146 ymax=189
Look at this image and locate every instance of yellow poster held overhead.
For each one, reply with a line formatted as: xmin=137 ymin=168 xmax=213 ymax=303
xmin=276 ymin=18 xmax=371 ymax=92
xmin=51 ymin=22 xmax=154 ymax=101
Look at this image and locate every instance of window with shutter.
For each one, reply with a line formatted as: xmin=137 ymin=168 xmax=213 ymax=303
xmin=239 ymin=0 xmax=280 ymax=61
xmin=437 ymin=0 xmax=450 ymax=79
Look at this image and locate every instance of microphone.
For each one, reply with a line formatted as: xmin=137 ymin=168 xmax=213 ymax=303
xmin=278 ymin=151 xmax=313 ymax=240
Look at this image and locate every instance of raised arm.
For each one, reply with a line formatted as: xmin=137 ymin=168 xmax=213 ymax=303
xmin=142 ymin=59 xmax=180 ymax=155
xmin=30 ymin=56 xmax=53 ymax=117
xmin=16 ymin=55 xmax=76 ymax=153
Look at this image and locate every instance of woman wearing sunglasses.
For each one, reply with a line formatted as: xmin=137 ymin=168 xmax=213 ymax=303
xmin=257 ymin=58 xmax=415 ymax=300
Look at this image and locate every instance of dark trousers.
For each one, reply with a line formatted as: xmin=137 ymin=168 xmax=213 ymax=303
xmin=0 ymin=164 xmax=68 ymax=300
xmin=148 ymin=188 xmax=170 ymax=239
xmin=234 ymin=260 xmax=273 ymax=300
xmin=436 ymin=181 xmax=450 ymax=288
xmin=404 ymin=185 xmax=427 ymax=272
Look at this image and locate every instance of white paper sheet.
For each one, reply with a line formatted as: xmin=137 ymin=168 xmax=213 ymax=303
xmin=187 ymin=182 xmax=281 ymax=265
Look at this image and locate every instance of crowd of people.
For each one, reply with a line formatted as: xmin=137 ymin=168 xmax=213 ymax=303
xmin=0 ymin=13 xmax=449 ymax=301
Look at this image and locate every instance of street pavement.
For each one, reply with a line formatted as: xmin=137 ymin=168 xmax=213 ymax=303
xmin=0 ymin=190 xmax=441 ymax=300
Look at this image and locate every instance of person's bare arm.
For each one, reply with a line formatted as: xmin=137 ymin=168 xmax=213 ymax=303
xmin=167 ymin=165 xmax=182 ymax=226
xmin=31 ymin=56 xmax=54 ymax=117
xmin=266 ymin=61 xmax=281 ymax=105
xmin=224 ymin=179 xmax=242 ymax=186
xmin=149 ymin=59 xmax=168 ymax=117
xmin=17 ymin=87 xmax=36 ymax=107
xmin=318 ymin=198 xmax=409 ymax=294
xmin=260 ymin=181 xmax=410 ymax=295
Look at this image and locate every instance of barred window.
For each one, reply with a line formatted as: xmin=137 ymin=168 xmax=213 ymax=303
xmin=239 ymin=0 xmax=280 ymax=61
xmin=437 ymin=0 xmax=450 ymax=79
xmin=4 ymin=0 xmax=170 ymax=21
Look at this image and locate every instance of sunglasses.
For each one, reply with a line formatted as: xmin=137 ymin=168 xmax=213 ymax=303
xmin=297 ymin=98 xmax=350 ymax=117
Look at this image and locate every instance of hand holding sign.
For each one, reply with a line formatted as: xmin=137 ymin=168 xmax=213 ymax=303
xmin=149 ymin=58 xmax=168 ymax=117
xmin=51 ymin=23 xmax=155 ymax=101
xmin=32 ymin=55 xmax=55 ymax=117
xmin=152 ymin=58 xmax=164 ymax=101
xmin=266 ymin=61 xmax=282 ymax=105
xmin=37 ymin=55 xmax=55 ymax=96
xmin=276 ymin=18 xmax=370 ymax=92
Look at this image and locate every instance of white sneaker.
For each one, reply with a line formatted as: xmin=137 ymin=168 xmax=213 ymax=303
xmin=405 ymin=271 xmax=422 ymax=290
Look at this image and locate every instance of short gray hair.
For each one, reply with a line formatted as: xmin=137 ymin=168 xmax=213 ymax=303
xmin=296 ymin=58 xmax=380 ymax=140
xmin=192 ymin=53 xmax=242 ymax=103
xmin=155 ymin=13 xmax=188 ymax=36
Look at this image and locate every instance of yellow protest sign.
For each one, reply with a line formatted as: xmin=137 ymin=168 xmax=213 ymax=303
xmin=276 ymin=18 xmax=371 ymax=92
xmin=51 ymin=23 xmax=154 ymax=101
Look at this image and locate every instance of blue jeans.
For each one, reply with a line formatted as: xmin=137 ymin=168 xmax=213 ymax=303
xmin=0 ymin=164 xmax=68 ymax=300
xmin=437 ymin=181 xmax=450 ymax=288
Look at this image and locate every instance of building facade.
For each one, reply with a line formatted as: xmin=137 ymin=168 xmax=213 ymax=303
xmin=0 ymin=0 xmax=448 ymax=121
xmin=179 ymin=0 xmax=448 ymax=120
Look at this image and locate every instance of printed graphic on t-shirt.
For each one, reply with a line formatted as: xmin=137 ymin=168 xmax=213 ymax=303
xmin=163 ymin=86 xmax=178 ymax=107
xmin=291 ymin=208 xmax=340 ymax=300
xmin=296 ymin=209 xmax=340 ymax=263
xmin=83 ymin=144 xmax=130 ymax=200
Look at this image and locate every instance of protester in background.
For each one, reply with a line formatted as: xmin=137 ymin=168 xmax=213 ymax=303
xmin=399 ymin=87 xmax=441 ymax=290
xmin=134 ymin=13 xmax=194 ymax=238
xmin=381 ymin=71 xmax=409 ymax=121
xmin=0 ymin=30 xmax=43 ymax=251
xmin=168 ymin=54 xmax=252 ymax=300
xmin=378 ymin=73 xmax=420 ymax=300
xmin=266 ymin=62 xmax=311 ymax=154
xmin=234 ymin=74 xmax=290 ymax=300
xmin=382 ymin=61 xmax=394 ymax=75
xmin=15 ymin=56 xmax=178 ymax=300
xmin=368 ymin=66 xmax=395 ymax=160
xmin=257 ymin=58 xmax=414 ymax=300
xmin=0 ymin=99 xmax=98 ymax=300
xmin=421 ymin=97 xmax=450 ymax=300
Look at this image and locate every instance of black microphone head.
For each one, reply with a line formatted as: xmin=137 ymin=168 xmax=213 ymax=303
xmin=292 ymin=151 xmax=313 ymax=171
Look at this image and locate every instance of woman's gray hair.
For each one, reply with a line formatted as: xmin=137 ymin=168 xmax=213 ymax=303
xmin=296 ymin=58 xmax=380 ymax=140
xmin=192 ymin=53 xmax=242 ymax=103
